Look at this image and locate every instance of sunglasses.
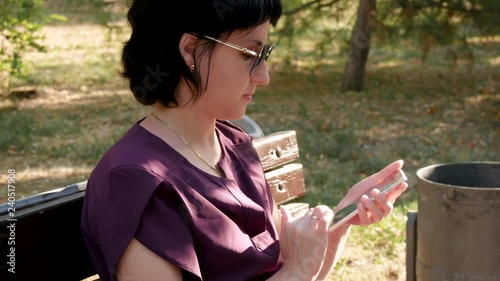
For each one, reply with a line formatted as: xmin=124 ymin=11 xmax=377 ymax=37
xmin=204 ymin=35 xmax=275 ymax=75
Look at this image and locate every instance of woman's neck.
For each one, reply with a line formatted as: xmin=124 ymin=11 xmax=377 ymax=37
xmin=140 ymin=103 xmax=224 ymax=177
xmin=150 ymin=105 xmax=218 ymax=148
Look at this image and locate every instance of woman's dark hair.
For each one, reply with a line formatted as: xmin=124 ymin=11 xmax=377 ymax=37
xmin=121 ymin=0 xmax=282 ymax=107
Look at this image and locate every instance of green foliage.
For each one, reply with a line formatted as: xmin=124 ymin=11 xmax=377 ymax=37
xmin=273 ymin=0 xmax=354 ymax=70
xmin=0 ymin=0 xmax=66 ymax=95
xmin=377 ymin=0 xmax=500 ymax=62
xmin=275 ymin=0 xmax=499 ymax=68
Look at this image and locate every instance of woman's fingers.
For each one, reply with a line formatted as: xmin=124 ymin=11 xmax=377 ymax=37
xmin=357 ymin=203 xmax=370 ymax=225
xmin=361 ymin=195 xmax=384 ymax=222
xmin=377 ymin=160 xmax=404 ymax=180
xmin=279 ymin=205 xmax=333 ymax=278
xmin=280 ymin=206 xmax=292 ymax=225
xmin=309 ymin=208 xmax=322 ymax=223
xmin=282 ymin=205 xmax=333 ymax=235
xmin=371 ymin=188 xmax=393 ymax=216
xmin=366 ymin=160 xmax=404 ymax=190
xmin=317 ymin=208 xmax=334 ymax=235
xmin=355 ymin=189 xmax=395 ymax=225
xmin=360 ymin=160 xmax=404 ymax=188
xmin=300 ymin=206 xmax=332 ymax=230
xmin=385 ymin=182 xmax=408 ymax=203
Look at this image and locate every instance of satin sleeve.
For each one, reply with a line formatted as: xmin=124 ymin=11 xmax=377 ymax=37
xmin=82 ymin=165 xmax=200 ymax=280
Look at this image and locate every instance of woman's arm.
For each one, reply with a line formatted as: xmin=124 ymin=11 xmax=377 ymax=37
xmin=314 ymin=224 xmax=351 ymax=280
xmin=116 ymin=238 xmax=183 ymax=281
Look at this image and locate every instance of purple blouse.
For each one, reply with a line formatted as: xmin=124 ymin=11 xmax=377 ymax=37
xmin=80 ymin=120 xmax=282 ymax=281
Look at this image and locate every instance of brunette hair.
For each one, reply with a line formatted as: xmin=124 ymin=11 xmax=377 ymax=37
xmin=121 ymin=0 xmax=282 ymax=107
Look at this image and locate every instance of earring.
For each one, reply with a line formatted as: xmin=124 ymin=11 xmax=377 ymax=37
xmin=189 ymin=65 xmax=195 ymax=72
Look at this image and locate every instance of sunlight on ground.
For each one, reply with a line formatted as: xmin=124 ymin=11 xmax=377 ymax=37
xmin=467 ymin=93 xmax=498 ymax=105
xmin=371 ymin=60 xmax=406 ymax=68
xmin=39 ymin=24 xmax=130 ymax=49
xmin=489 ymin=56 xmax=500 ymax=66
xmin=18 ymin=87 xmax=129 ymax=110
xmin=0 ymin=165 xmax=91 ymax=184
xmin=468 ymin=35 xmax=500 ymax=44
xmin=0 ymin=165 xmax=91 ymax=194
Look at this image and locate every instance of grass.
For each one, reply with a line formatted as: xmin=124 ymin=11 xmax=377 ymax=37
xmin=0 ymin=10 xmax=498 ymax=281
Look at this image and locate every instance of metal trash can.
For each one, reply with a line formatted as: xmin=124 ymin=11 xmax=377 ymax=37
xmin=414 ymin=162 xmax=500 ymax=281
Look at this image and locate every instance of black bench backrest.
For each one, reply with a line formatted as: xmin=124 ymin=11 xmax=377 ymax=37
xmin=0 ymin=184 xmax=94 ymax=280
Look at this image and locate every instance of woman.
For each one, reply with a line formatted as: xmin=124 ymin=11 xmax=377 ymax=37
xmin=80 ymin=1 xmax=408 ymax=280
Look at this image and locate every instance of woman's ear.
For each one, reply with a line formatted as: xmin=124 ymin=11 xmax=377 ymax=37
xmin=179 ymin=33 xmax=198 ymax=66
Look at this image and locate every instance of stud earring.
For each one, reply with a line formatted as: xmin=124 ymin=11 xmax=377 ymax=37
xmin=189 ymin=65 xmax=195 ymax=72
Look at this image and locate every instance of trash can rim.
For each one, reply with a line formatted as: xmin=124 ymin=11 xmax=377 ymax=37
xmin=416 ymin=161 xmax=500 ymax=190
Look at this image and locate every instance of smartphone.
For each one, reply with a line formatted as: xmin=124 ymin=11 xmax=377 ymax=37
xmin=328 ymin=169 xmax=407 ymax=233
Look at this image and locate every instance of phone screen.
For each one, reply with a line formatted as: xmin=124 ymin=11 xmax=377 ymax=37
xmin=329 ymin=203 xmax=359 ymax=231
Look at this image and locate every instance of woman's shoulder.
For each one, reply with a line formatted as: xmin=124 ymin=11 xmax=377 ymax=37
xmin=216 ymin=120 xmax=253 ymax=145
xmin=90 ymin=122 xmax=181 ymax=183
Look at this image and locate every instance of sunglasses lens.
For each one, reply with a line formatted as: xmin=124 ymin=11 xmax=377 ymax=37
xmin=251 ymin=45 xmax=274 ymax=73
xmin=264 ymin=45 xmax=274 ymax=61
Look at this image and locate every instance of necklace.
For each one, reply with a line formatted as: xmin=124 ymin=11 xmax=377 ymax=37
xmin=150 ymin=112 xmax=224 ymax=177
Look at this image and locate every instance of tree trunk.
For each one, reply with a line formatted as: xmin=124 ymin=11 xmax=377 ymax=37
xmin=341 ymin=0 xmax=376 ymax=92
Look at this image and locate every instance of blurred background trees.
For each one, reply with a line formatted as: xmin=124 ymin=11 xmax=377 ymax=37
xmin=275 ymin=0 xmax=499 ymax=91
xmin=0 ymin=0 xmax=68 ymax=96
xmin=1 ymin=0 xmax=498 ymax=96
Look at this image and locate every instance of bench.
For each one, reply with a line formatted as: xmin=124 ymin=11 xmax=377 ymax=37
xmin=0 ymin=116 xmax=307 ymax=280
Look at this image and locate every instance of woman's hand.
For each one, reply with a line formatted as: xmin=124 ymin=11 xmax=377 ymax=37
xmin=335 ymin=159 xmax=408 ymax=226
xmin=278 ymin=205 xmax=334 ymax=281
